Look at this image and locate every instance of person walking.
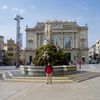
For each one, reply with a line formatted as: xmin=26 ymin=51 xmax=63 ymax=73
xmin=78 ymin=59 xmax=82 ymax=69
xmin=45 ymin=63 xmax=53 ymax=84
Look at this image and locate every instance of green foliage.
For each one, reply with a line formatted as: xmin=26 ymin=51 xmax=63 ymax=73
xmin=33 ymin=44 xmax=69 ymax=66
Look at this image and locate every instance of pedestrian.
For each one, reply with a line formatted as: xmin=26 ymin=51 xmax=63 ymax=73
xmin=78 ymin=59 xmax=81 ymax=69
xmin=45 ymin=63 xmax=53 ymax=84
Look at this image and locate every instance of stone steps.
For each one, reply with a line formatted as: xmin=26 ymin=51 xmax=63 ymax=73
xmin=2 ymin=71 xmax=73 ymax=83
xmin=13 ymin=76 xmax=69 ymax=80
xmin=4 ymin=79 xmax=74 ymax=83
xmin=3 ymin=76 xmax=73 ymax=83
xmin=2 ymin=70 xmax=100 ymax=83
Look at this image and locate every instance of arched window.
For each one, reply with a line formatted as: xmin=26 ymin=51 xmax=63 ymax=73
xmin=64 ymin=35 xmax=71 ymax=48
xmin=53 ymin=36 xmax=60 ymax=47
xmin=28 ymin=39 xmax=34 ymax=49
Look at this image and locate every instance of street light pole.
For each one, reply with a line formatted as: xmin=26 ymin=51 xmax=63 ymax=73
xmin=14 ymin=15 xmax=23 ymax=68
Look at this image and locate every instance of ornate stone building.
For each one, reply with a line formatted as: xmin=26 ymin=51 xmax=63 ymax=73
xmin=3 ymin=39 xmax=25 ymax=65
xmin=6 ymin=39 xmax=16 ymax=65
xmin=25 ymin=21 xmax=88 ymax=64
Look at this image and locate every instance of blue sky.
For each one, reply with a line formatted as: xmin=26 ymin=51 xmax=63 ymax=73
xmin=0 ymin=0 xmax=100 ymax=48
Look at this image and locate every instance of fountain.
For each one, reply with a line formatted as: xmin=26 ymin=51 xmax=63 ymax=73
xmin=20 ymin=21 xmax=77 ymax=76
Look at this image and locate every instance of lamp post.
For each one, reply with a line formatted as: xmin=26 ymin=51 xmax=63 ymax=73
xmin=14 ymin=15 xmax=23 ymax=68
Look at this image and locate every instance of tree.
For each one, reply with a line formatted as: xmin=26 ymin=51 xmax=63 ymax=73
xmin=33 ymin=44 xmax=69 ymax=66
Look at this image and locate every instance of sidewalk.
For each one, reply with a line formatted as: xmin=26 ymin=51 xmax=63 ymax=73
xmin=0 ymin=64 xmax=100 ymax=100
xmin=0 ymin=76 xmax=100 ymax=100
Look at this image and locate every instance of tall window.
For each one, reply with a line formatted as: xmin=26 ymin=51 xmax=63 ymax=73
xmin=28 ymin=40 xmax=34 ymax=49
xmin=53 ymin=36 xmax=60 ymax=47
xmin=64 ymin=35 xmax=71 ymax=48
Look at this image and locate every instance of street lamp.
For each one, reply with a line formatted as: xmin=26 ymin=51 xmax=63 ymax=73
xmin=14 ymin=15 xmax=23 ymax=68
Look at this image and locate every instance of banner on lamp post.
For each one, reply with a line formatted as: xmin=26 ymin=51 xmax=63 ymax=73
xmin=18 ymin=33 xmax=23 ymax=48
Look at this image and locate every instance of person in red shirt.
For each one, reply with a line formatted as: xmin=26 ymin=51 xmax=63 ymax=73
xmin=45 ymin=63 xmax=53 ymax=84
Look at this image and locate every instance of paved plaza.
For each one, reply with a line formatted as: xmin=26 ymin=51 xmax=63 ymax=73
xmin=0 ymin=64 xmax=100 ymax=100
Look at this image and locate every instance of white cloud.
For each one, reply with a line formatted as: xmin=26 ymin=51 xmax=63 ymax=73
xmin=11 ymin=7 xmax=19 ymax=11
xmin=1 ymin=5 xmax=26 ymax=14
xmin=11 ymin=7 xmax=26 ymax=14
xmin=2 ymin=5 xmax=8 ymax=10
xmin=19 ymin=9 xmax=26 ymax=13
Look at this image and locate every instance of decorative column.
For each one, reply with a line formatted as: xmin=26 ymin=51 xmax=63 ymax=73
xmin=14 ymin=15 xmax=23 ymax=68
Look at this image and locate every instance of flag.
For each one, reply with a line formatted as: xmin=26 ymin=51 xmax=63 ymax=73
xmin=18 ymin=33 xmax=23 ymax=48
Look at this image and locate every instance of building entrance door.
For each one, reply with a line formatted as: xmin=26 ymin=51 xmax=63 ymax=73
xmin=29 ymin=56 xmax=32 ymax=65
xmin=65 ymin=53 xmax=71 ymax=63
